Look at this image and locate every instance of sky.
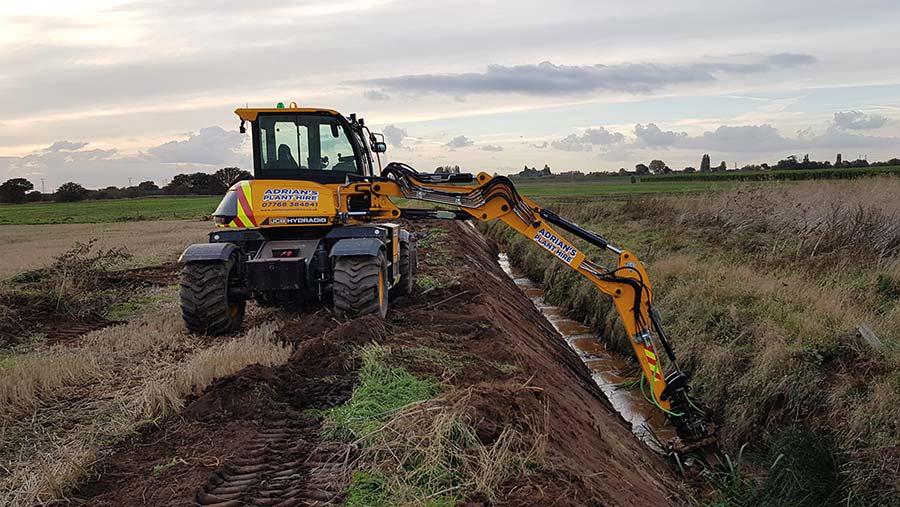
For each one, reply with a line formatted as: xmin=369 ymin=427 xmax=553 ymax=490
xmin=1 ymin=0 xmax=900 ymax=190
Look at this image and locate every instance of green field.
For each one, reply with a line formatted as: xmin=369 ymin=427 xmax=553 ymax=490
xmin=512 ymin=165 xmax=900 ymax=196
xmin=0 ymin=196 xmax=220 ymax=225
xmin=514 ymin=177 xmax=741 ymax=196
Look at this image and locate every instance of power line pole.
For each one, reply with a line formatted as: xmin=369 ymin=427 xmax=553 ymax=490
xmin=128 ymin=177 xmax=133 ymax=187
xmin=40 ymin=178 xmax=45 ymax=193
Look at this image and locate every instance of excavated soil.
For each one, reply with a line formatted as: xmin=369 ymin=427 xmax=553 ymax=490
xmin=70 ymin=221 xmax=683 ymax=507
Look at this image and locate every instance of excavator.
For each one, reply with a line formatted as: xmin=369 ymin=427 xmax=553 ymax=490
xmin=178 ymin=103 xmax=710 ymax=442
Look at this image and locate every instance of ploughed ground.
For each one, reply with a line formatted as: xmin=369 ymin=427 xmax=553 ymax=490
xmin=70 ymin=221 xmax=684 ymax=507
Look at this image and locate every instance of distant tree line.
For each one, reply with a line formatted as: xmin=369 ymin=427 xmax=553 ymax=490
xmin=0 ymin=167 xmax=251 ymax=204
xmin=512 ymin=164 xmax=553 ymax=178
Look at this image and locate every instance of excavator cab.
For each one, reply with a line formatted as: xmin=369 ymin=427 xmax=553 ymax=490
xmin=246 ymin=108 xmax=377 ymax=183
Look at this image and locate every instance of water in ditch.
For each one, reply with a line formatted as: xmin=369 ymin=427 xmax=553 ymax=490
xmin=497 ymin=252 xmax=676 ymax=452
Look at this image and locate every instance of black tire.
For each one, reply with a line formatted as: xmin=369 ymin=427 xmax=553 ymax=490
xmin=180 ymin=259 xmax=246 ymax=335
xmin=333 ymin=252 xmax=389 ymax=318
xmin=391 ymin=239 xmax=417 ymax=298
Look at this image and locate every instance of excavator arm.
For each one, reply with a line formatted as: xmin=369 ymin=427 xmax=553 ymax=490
xmin=341 ymin=162 xmax=708 ymax=440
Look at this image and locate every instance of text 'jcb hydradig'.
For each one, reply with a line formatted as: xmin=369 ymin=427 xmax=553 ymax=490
xmin=178 ymin=104 xmax=711 ymax=443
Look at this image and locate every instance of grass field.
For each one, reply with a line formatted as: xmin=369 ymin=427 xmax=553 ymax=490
xmin=483 ymin=176 xmax=900 ymax=506
xmin=0 ymin=196 xmax=220 ymax=225
xmin=512 ymin=166 xmax=900 ymax=196
xmin=514 ymin=177 xmax=743 ymax=196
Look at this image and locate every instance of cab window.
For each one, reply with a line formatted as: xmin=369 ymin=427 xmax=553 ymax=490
xmin=256 ymin=114 xmax=361 ymax=180
xmin=319 ymin=124 xmax=357 ymax=172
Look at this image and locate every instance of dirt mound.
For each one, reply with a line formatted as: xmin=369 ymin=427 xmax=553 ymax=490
xmin=72 ymin=220 xmax=683 ymax=507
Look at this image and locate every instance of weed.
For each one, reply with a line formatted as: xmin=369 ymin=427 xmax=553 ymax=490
xmin=405 ymin=346 xmax=466 ymax=373
xmin=151 ymin=457 xmax=187 ymax=475
xmin=417 ymin=228 xmax=447 ymax=248
xmin=322 ymin=345 xmax=441 ymax=441
xmin=490 ymin=361 xmax=519 ymax=374
xmin=416 ymin=276 xmax=440 ymax=291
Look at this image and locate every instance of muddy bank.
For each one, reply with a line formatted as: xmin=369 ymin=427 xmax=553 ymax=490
xmin=71 ymin=221 xmax=683 ymax=506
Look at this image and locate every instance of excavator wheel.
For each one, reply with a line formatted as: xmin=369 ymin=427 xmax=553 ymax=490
xmin=391 ymin=239 xmax=417 ymax=299
xmin=333 ymin=252 xmax=389 ymax=318
xmin=180 ymin=258 xmax=246 ymax=335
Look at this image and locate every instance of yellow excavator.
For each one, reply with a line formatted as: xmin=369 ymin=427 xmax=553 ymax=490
xmin=178 ymin=103 xmax=710 ymax=441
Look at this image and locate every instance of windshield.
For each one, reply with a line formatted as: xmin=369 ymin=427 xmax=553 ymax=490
xmin=256 ymin=114 xmax=361 ymax=179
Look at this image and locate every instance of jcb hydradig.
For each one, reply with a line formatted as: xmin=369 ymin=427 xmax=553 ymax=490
xmin=179 ymin=104 xmax=710 ymax=442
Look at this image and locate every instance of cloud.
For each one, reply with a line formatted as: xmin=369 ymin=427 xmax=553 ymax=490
xmin=551 ymin=127 xmax=625 ymax=151
xmin=382 ymin=124 xmax=407 ymax=148
xmin=445 ymin=135 xmax=474 ymax=149
xmin=630 ymin=122 xmax=899 ymax=152
xmin=362 ymin=90 xmax=391 ymax=101
xmin=832 ymin=110 xmax=888 ymax=130
xmin=1 ymin=127 xmax=251 ymax=189
xmin=530 ymin=141 xmax=549 ymax=149
xmin=767 ymin=52 xmax=818 ymax=67
xmin=147 ymin=126 xmax=245 ymax=164
xmin=355 ymin=55 xmax=815 ymax=97
xmin=481 ymin=144 xmax=504 ymax=152
xmin=634 ymin=123 xmax=688 ymax=146
xmin=46 ymin=141 xmax=89 ymax=152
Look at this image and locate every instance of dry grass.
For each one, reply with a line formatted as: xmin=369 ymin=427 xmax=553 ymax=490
xmin=0 ymin=220 xmax=211 ymax=279
xmin=0 ymin=352 xmax=101 ymax=413
xmin=0 ymin=441 xmax=98 ymax=507
xmin=136 ymin=322 xmax=293 ymax=418
xmin=1 ymin=285 xmax=288 ymax=504
xmin=484 ymin=176 xmax=900 ymax=504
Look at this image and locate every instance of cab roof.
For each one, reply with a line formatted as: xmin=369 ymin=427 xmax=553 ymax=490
xmin=235 ymin=107 xmax=341 ymax=122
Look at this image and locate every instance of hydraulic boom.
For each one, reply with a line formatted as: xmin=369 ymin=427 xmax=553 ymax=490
xmin=344 ymin=162 xmax=709 ymax=440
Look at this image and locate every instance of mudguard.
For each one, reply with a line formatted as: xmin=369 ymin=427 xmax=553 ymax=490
xmin=329 ymin=238 xmax=384 ymax=258
xmin=179 ymin=242 xmax=240 ymax=263
xmin=399 ymin=229 xmax=410 ymax=244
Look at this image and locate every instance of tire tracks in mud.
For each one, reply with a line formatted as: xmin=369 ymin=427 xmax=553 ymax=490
xmin=196 ymin=419 xmax=350 ymax=507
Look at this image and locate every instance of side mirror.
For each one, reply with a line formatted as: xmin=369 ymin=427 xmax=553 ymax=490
xmin=372 ymin=142 xmax=387 ymax=153
xmin=331 ymin=123 xmax=339 ymax=138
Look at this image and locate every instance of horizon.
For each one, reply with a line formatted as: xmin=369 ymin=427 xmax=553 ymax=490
xmin=2 ymin=0 xmax=899 ymax=190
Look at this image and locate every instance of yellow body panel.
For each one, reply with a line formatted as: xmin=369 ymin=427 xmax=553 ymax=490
xmin=235 ymin=107 xmax=341 ymax=122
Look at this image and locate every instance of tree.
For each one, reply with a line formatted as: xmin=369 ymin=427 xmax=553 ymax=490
xmin=699 ymin=154 xmax=711 ymax=173
xmin=835 ymin=153 xmax=843 ymax=167
xmin=214 ymin=167 xmax=252 ymax=188
xmin=55 ymin=182 xmax=88 ymax=202
xmin=541 ymin=164 xmax=552 ymax=176
xmin=24 ymin=190 xmax=43 ymax=202
xmin=648 ymin=159 xmax=668 ymax=175
xmin=634 ymin=163 xmax=650 ymax=175
xmin=435 ymin=165 xmax=461 ymax=174
xmin=618 ymin=168 xmax=628 ymax=175
xmin=0 ymin=178 xmax=34 ymax=204
xmin=683 ymin=166 xmax=696 ymax=173
xmin=630 ymin=175 xmax=637 ymax=184
xmin=137 ymin=181 xmax=160 ymax=192
xmin=716 ymin=161 xmax=727 ymax=172
xmin=163 ymin=173 xmax=227 ymax=195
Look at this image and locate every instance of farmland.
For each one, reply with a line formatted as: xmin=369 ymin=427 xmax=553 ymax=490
xmin=512 ymin=164 xmax=900 ymax=196
xmin=0 ymin=196 xmax=219 ymax=225
xmin=2 ymin=174 xmax=900 ymax=506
